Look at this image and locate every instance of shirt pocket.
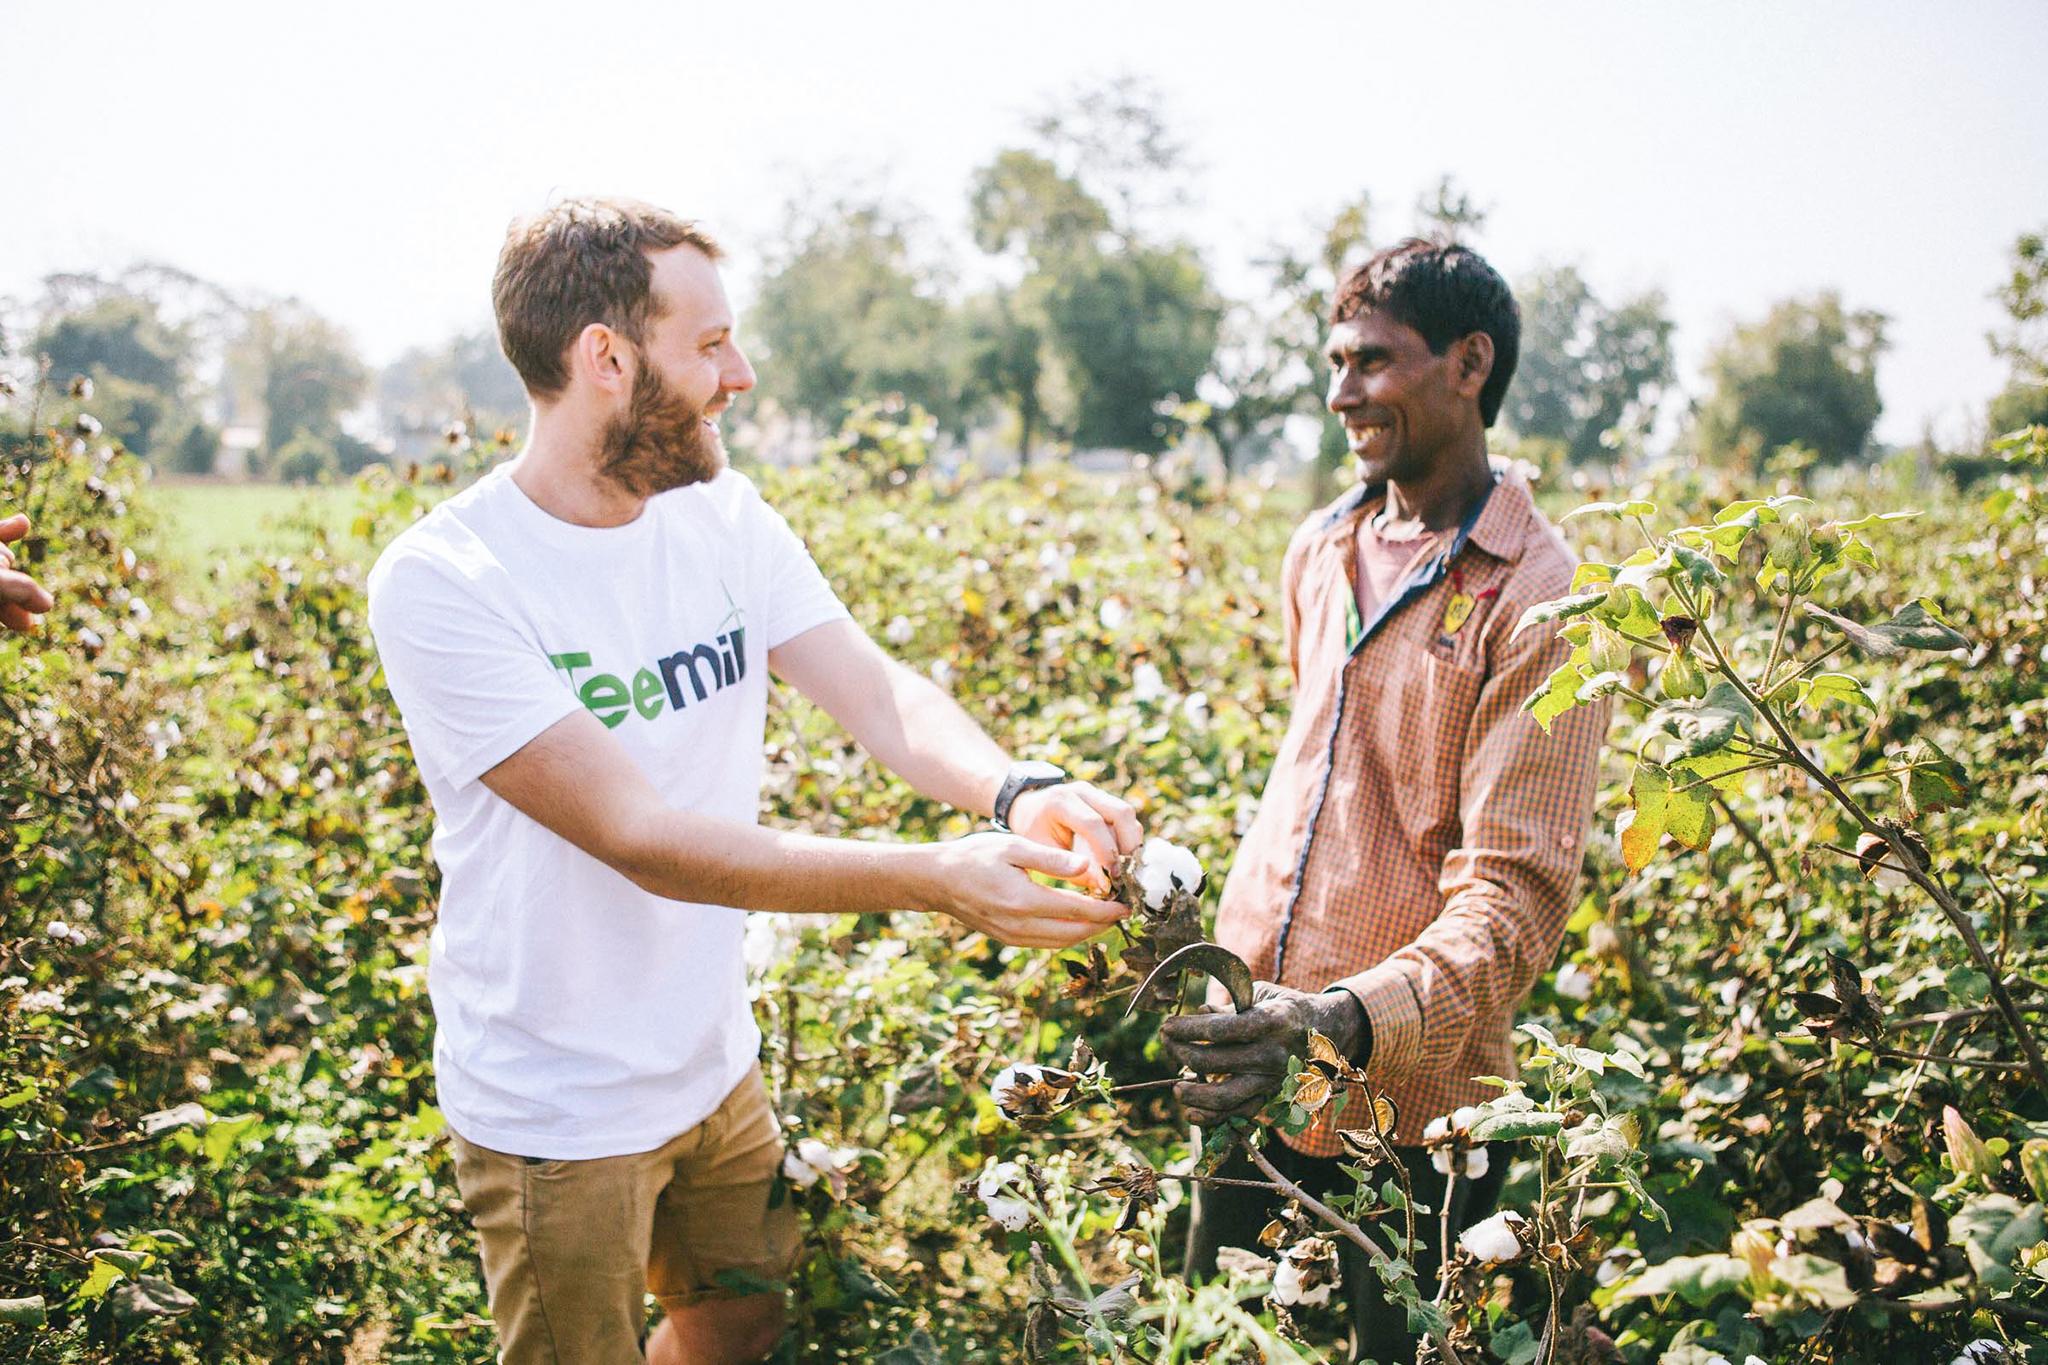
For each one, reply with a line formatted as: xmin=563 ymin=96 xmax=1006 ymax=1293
xmin=1386 ymin=650 xmax=1488 ymax=846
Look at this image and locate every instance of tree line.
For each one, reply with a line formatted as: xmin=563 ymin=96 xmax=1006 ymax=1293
xmin=4 ymin=81 xmax=2043 ymax=484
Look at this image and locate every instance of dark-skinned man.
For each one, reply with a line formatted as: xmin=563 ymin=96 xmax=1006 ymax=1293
xmin=1165 ymin=240 xmax=1608 ymax=1363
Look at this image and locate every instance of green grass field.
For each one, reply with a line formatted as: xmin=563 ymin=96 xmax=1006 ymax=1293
xmin=151 ymin=480 xmax=370 ymax=576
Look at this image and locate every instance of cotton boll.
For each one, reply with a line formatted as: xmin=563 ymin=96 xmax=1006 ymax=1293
xmin=1458 ymin=1211 xmax=1526 ymax=1263
xmin=781 ymin=1137 xmax=859 ymax=1199
xmin=1555 ymin=962 xmax=1594 ymax=1000
xmin=977 ymin=1159 xmax=1032 ymax=1231
xmin=1270 ymin=1238 xmax=1339 ymax=1307
xmin=1134 ymin=838 xmax=1204 ymax=909
xmin=990 ymin=1063 xmax=1047 ymax=1121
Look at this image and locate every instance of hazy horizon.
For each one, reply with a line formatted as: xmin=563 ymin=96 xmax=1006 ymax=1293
xmin=7 ymin=0 xmax=2045 ymax=448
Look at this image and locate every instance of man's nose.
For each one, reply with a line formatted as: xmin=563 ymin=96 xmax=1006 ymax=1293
xmin=723 ymin=343 xmax=757 ymax=395
xmin=1327 ymin=369 xmax=1360 ymax=415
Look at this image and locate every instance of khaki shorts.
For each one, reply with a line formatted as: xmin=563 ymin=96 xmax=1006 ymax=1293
xmin=449 ymin=1062 xmax=800 ymax=1364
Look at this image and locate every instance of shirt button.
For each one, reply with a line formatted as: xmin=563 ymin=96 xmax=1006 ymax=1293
xmin=1559 ymin=834 xmax=1577 ymax=851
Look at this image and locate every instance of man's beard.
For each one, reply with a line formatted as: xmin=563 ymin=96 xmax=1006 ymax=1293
xmin=596 ymin=362 xmax=727 ymax=498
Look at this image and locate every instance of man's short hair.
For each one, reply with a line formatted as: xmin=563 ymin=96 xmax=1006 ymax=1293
xmin=1331 ymin=239 xmax=1520 ymax=427
xmin=492 ymin=197 xmax=722 ymax=400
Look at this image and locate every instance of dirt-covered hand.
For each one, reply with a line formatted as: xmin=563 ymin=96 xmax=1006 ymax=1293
xmin=1159 ymin=982 xmax=1367 ymax=1128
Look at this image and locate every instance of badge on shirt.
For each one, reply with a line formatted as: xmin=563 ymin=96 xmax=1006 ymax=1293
xmin=1441 ymin=592 xmax=1477 ymax=637
xmin=1344 ymin=590 xmax=1364 ymax=653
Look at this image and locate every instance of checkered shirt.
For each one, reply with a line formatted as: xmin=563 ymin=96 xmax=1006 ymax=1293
xmin=1214 ymin=466 xmax=1609 ymax=1157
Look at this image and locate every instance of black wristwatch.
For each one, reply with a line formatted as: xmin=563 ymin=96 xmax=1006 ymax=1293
xmin=991 ymin=761 xmax=1067 ymax=831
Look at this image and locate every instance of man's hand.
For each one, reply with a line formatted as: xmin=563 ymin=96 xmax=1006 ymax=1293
xmin=919 ymin=831 xmax=1132 ymax=950
xmin=1159 ymin=982 xmax=1369 ymax=1128
xmin=1004 ymin=781 xmax=1142 ymax=893
xmin=0 ymin=514 xmax=54 ymax=633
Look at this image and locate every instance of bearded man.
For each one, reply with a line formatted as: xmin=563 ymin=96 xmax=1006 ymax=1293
xmin=367 ymin=198 xmax=1140 ymax=1364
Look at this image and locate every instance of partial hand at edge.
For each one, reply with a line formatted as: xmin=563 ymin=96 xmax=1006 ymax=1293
xmin=0 ymin=514 xmax=54 ymax=633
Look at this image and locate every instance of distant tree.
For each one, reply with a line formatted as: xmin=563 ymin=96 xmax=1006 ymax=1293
xmin=957 ymin=290 xmax=1047 ymax=467
xmin=1414 ymin=175 xmax=1489 ymax=242
xmin=966 ymin=82 xmax=1222 ymax=457
xmin=1038 ymin=245 xmax=1222 ymax=454
xmin=1987 ymin=227 xmax=2048 ymax=434
xmin=165 ymin=418 xmax=222 ymax=476
xmin=1210 ymin=196 xmax=1373 ymax=479
xmin=1695 ymin=293 xmax=1888 ymax=471
xmin=1508 ymin=266 xmax=1675 ymax=464
xmin=35 ymin=295 xmax=188 ymax=396
xmin=272 ymin=426 xmax=337 ymax=484
xmin=32 ymin=294 xmax=195 ymax=458
xmin=232 ymin=305 xmax=370 ymax=459
xmin=967 ymin=150 xmax=1112 ymax=267
xmin=747 ymin=197 xmax=955 ymax=430
xmin=378 ymin=328 xmax=525 ymax=443
xmin=1023 ymin=73 xmax=1188 ymax=242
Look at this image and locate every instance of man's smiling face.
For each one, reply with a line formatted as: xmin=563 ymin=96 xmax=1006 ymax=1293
xmin=597 ymin=244 xmax=757 ymax=497
xmin=1323 ymin=310 xmax=1470 ymax=488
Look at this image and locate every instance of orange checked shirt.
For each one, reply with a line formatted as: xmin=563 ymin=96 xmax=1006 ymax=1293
xmin=1214 ymin=464 xmax=1609 ymax=1157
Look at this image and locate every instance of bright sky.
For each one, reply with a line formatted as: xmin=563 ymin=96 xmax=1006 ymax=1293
xmin=7 ymin=0 xmax=2045 ymax=446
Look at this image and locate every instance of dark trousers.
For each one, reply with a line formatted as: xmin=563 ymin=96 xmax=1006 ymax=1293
xmin=1183 ymin=1139 xmax=1506 ymax=1365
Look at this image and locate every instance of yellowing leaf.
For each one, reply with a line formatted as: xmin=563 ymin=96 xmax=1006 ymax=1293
xmin=1619 ymin=765 xmax=1671 ymax=873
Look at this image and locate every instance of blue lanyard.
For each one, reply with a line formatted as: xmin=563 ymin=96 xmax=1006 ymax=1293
xmin=1343 ymin=473 xmax=1498 ymax=658
xmin=1274 ymin=472 xmax=1498 ymax=976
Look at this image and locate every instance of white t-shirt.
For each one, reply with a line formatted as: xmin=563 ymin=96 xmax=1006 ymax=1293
xmin=366 ymin=464 xmax=849 ymax=1159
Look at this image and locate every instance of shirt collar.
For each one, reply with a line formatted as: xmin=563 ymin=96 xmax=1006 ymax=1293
xmin=1318 ymin=460 xmax=1534 ymax=562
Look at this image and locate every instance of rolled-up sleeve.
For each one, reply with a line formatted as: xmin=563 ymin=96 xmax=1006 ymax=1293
xmin=1334 ymin=601 xmax=1609 ymax=1086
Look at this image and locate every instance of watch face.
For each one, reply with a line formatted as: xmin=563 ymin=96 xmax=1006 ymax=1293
xmin=1013 ymin=761 xmax=1065 ymax=782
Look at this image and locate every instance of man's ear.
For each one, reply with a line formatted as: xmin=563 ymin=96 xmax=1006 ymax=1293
xmin=570 ymin=323 xmax=633 ymax=398
xmin=1454 ymin=332 xmax=1495 ymax=402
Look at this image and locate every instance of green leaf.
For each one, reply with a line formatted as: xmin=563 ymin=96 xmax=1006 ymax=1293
xmin=1673 ymin=748 xmax=1765 ymax=796
xmin=1827 ymin=509 xmax=1921 ymax=533
xmin=1522 ymin=660 xmax=1588 ymax=733
xmin=198 ymin=1112 xmax=264 ymax=1168
xmin=2021 ymin=1139 xmax=2048 ymax=1203
xmin=1468 ymin=1109 xmax=1567 ymax=1141
xmin=1564 ymin=1115 xmax=1635 ymax=1163
xmin=1652 ymin=681 xmax=1754 ymax=760
xmin=1562 ymin=499 xmax=1657 ymax=522
xmin=1664 ymin=781 xmax=1715 ymax=852
xmin=1667 ymin=543 xmax=1728 ymax=589
xmin=1902 ymin=740 xmax=1968 ymax=817
xmin=1491 ymin=1318 xmax=1540 ymax=1365
xmin=1792 ymin=672 xmax=1876 ymax=713
xmin=1515 ymin=592 xmax=1609 ymax=636
xmin=1951 ymin=1195 xmax=2046 ymax=1292
xmin=73 ymin=1257 xmax=126 ymax=1305
xmin=1802 ymin=599 xmax=1970 ymax=657
xmin=1609 ymin=1253 xmax=1751 ymax=1307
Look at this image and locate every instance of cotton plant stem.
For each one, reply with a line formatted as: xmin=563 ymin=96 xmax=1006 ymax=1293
xmin=1760 ymin=642 xmax=1849 ymax=700
xmin=1435 ymin=1168 xmax=1458 ymax=1306
xmin=1670 ymin=575 xmax=2048 ymax=1096
xmin=1239 ymin=1141 xmax=1385 ymax=1265
xmin=1761 ymin=586 xmax=1799 ymax=693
